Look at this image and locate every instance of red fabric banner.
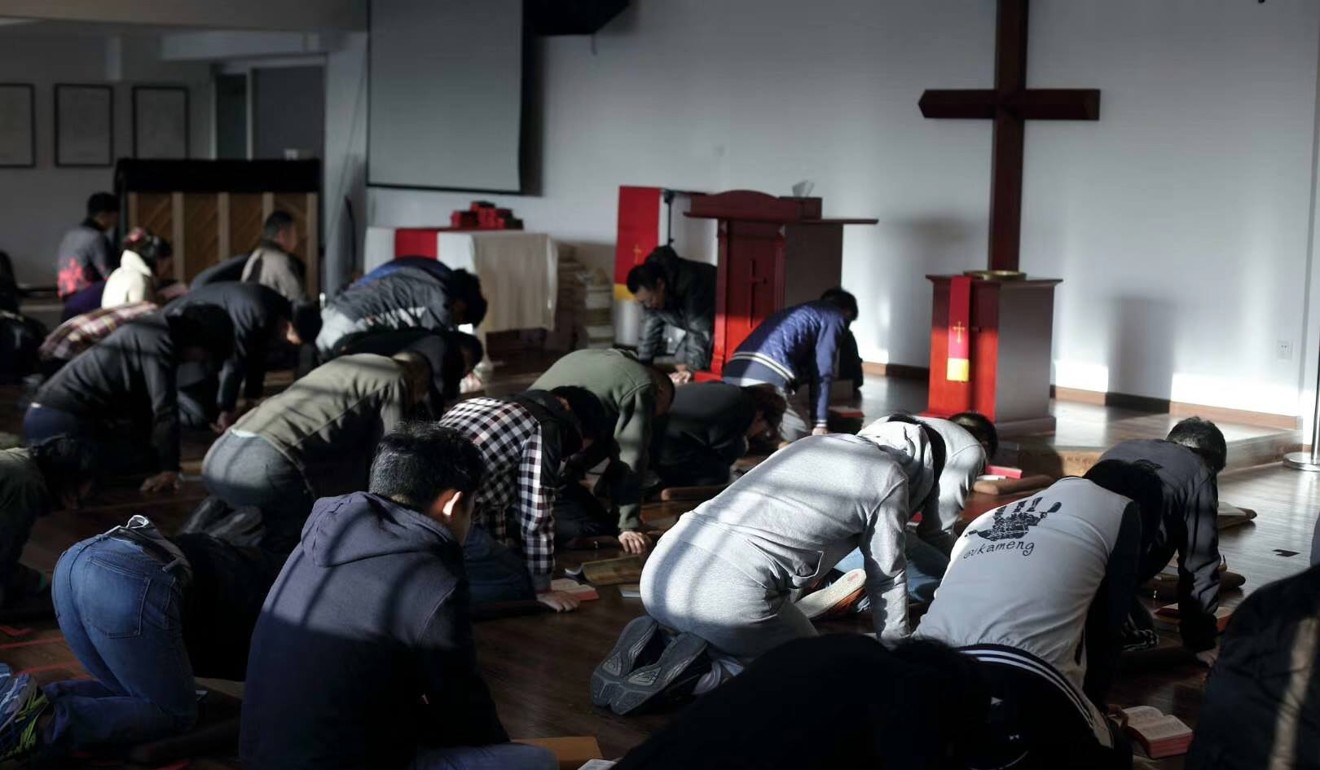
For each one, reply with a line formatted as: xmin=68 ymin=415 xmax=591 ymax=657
xmin=946 ymin=275 xmax=972 ymax=382
xmin=615 ymin=186 xmax=663 ymax=290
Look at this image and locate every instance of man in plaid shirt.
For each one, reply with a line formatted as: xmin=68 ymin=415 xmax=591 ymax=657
xmin=39 ymin=301 xmax=157 ymax=375
xmin=439 ymin=386 xmax=606 ymax=612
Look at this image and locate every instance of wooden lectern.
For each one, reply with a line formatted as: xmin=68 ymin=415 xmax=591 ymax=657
xmin=685 ymin=190 xmax=876 ymax=375
xmin=927 ymin=275 xmax=1061 ymax=433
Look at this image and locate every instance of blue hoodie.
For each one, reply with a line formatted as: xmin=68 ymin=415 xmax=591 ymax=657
xmin=241 ymin=492 xmax=507 ymax=770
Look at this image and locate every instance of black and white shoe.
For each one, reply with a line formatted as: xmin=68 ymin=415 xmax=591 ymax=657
xmin=607 ymin=632 xmax=711 ymax=715
xmin=591 ymin=616 xmax=663 ymax=708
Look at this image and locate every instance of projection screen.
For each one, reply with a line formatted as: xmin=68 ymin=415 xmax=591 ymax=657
xmin=368 ymin=0 xmax=523 ymax=192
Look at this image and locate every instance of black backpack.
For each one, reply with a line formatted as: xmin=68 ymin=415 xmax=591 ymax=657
xmin=0 ymin=311 xmax=46 ymax=382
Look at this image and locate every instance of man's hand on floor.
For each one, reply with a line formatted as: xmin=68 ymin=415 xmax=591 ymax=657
xmin=618 ymin=530 xmax=651 ymax=554
xmin=536 ymin=590 xmax=581 ymax=613
xmin=140 ymin=471 xmax=180 ymax=494
xmin=1193 ymin=646 xmax=1219 ymax=668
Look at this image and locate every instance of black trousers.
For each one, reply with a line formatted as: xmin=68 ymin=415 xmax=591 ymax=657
xmin=552 ymin=483 xmax=618 ymax=545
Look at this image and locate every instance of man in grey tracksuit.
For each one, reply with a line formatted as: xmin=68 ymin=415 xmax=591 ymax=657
xmin=639 ymin=420 xmax=942 ymax=659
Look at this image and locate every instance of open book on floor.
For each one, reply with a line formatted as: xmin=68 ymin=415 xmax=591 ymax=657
xmin=568 ymin=555 xmax=645 ymax=586
xmin=1153 ymin=603 xmax=1233 ymax=634
xmin=515 ymin=736 xmax=604 ymax=770
xmin=1120 ymin=706 xmax=1192 ymax=758
xmin=549 ymin=578 xmax=599 ymax=601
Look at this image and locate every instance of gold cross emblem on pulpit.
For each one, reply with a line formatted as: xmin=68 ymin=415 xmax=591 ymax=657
xmin=633 ymin=244 xmax=643 ymax=263
xmin=953 ymin=322 xmax=966 ymax=343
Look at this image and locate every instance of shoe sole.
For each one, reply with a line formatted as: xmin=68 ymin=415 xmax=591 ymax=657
xmin=795 ymin=568 xmax=866 ymax=620
xmin=590 ymin=616 xmax=661 ymax=708
xmin=608 ymin=632 xmax=708 ymax=716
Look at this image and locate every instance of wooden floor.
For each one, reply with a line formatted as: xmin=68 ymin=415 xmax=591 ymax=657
xmin=1 ymin=364 xmax=1317 ymax=768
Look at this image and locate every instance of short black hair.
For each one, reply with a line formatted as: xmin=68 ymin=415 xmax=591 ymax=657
xmin=551 ymin=386 xmax=609 ymax=441
xmin=1084 ymin=459 xmax=1165 ymax=525
xmin=168 ymin=304 xmax=235 ymax=362
xmin=451 ymin=332 xmax=485 ymax=371
xmin=87 ymin=192 xmax=119 ymax=218
xmin=291 ymin=301 xmax=323 ymax=345
xmin=29 ymin=436 xmax=96 ymax=497
xmin=369 ymin=422 xmax=484 ymax=510
xmin=121 ymin=228 xmax=170 ymax=268
xmin=626 ymin=263 xmax=665 ymax=294
xmin=948 ymin=411 xmax=999 ymax=460
xmin=820 ymin=288 xmax=859 ymax=321
xmin=1167 ymin=417 xmax=1227 ymax=474
xmin=890 ymin=637 xmax=989 ymax=754
xmin=449 ymin=269 xmax=487 ymax=328
xmin=262 ymin=211 xmax=296 ymax=242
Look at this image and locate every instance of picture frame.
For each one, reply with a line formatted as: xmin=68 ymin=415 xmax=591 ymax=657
xmin=133 ymin=85 xmax=189 ymax=160
xmin=0 ymin=84 xmax=35 ymax=168
xmin=55 ymin=83 xmax=114 ymax=168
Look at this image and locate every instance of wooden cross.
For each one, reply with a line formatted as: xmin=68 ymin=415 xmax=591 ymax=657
xmin=919 ymin=0 xmax=1099 ymax=272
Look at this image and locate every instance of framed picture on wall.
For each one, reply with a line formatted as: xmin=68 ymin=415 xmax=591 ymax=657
xmin=55 ymin=84 xmax=113 ymax=167
xmin=133 ymin=86 xmax=189 ymax=160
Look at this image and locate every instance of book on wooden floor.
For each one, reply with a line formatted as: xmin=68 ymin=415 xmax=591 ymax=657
xmin=1120 ymin=706 xmax=1193 ymax=758
xmin=515 ymin=736 xmax=603 ymax=769
xmin=618 ymin=583 xmax=642 ymax=599
xmin=549 ymin=578 xmax=599 ymax=601
xmin=1152 ymin=603 xmax=1233 ymax=633
xmin=575 ymin=555 xmax=644 ymax=586
xmin=1217 ymin=501 xmax=1258 ymax=530
xmin=577 ymin=762 xmax=616 ymax=770
xmin=983 ymin=464 xmax=1024 ymax=479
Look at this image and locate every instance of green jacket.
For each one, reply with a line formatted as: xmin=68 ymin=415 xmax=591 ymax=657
xmin=228 ymin=354 xmax=413 ymax=497
xmin=0 ymin=449 xmax=49 ymax=552
xmin=532 ymin=349 xmax=664 ymax=531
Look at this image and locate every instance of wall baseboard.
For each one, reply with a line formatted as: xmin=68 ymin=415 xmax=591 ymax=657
xmin=861 ymin=368 xmax=1301 ymax=431
xmin=1051 ymin=386 xmax=1300 ymax=431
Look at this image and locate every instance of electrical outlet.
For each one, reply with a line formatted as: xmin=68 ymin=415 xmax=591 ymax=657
xmin=1278 ymin=340 xmax=1294 ymax=360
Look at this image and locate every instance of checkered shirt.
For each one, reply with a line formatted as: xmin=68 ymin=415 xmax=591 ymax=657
xmin=39 ymin=301 xmax=157 ymax=362
xmin=439 ymin=397 xmax=554 ymax=580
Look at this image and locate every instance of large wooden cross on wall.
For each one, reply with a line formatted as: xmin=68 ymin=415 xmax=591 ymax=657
xmin=919 ymin=0 xmax=1100 ymax=272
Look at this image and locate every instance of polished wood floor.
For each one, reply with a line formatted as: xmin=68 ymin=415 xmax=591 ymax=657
xmin=0 ymin=364 xmax=1316 ymax=769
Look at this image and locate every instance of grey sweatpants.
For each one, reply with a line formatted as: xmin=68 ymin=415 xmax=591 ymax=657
xmin=640 ymin=529 xmax=817 ymax=660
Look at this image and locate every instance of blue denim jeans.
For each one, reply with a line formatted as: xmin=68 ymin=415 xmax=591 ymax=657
xmin=412 ymin=742 xmax=557 ymax=770
xmin=45 ymin=535 xmax=196 ymax=751
xmin=834 ymin=535 xmax=950 ymax=605
xmin=462 ymin=525 xmax=535 ymax=605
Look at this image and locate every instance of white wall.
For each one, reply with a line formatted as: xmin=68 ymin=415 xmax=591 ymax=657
xmin=0 ymin=30 xmax=213 ymax=284
xmin=0 ymin=0 xmax=366 ymax=31
xmin=358 ymin=0 xmax=1320 ymax=417
xmin=324 ymin=32 xmax=369 ymax=294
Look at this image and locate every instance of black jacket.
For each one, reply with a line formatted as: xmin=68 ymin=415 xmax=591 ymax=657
xmin=1187 ymin=564 xmax=1320 ymax=770
xmin=326 ymin=261 xmax=482 ymax=345
xmin=36 ymin=313 xmax=184 ymax=471
xmin=1099 ymin=439 xmax=1220 ymax=651
xmin=654 ymin=382 xmax=753 ymax=487
xmin=615 ymin=634 xmax=974 ymax=770
xmin=174 ymin=533 xmax=286 ymax=681
xmin=636 ymin=246 xmax=716 ymax=368
xmin=191 ymin=253 xmax=249 ymax=289
xmin=167 ymin=282 xmax=291 ymax=412
xmin=241 ymin=492 xmax=506 ymax=770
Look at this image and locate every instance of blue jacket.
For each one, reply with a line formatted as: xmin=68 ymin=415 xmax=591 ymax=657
xmin=721 ymin=301 xmax=848 ymax=429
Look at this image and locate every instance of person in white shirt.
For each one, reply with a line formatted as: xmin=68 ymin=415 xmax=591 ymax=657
xmin=916 ymin=473 xmax=1146 ymax=770
xmin=101 ymin=229 xmax=171 ymax=309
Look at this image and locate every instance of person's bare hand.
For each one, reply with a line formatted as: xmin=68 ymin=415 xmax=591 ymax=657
xmin=669 ymin=370 xmax=693 ymax=386
xmin=811 ymin=426 xmax=830 ymax=436
xmin=1193 ymin=647 xmax=1219 ymax=668
xmin=212 ymin=409 xmax=239 ymax=434
xmin=536 ymin=590 xmax=581 ymax=612
xmin=618 ymin=530 xmax=651 ymax=554
xmin=140 ymin=471 xmax=180 ymax=494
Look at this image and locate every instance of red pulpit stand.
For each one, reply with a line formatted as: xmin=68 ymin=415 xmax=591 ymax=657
xmin=927 ymin=275 xmax=1061 ymax=433
xmin=685 ymin=190 xmax=876 ymax=376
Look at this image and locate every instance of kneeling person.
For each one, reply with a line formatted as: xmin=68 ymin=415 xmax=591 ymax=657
xmin=652 ymin=382 xmax=785 ymax=489
xmin=915 ymin=474 xmax=1143 ymax=769
xmin=0 ymin=518 xmax=283 ymax=761
xmin=241 ymin=424 xmax=555 ymax=770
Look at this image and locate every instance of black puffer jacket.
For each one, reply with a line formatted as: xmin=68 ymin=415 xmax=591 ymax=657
xmin=1187 ymin=564 xmax=1320 ymax=769
xmin=636 ymin=246 xmax=716 ymax=368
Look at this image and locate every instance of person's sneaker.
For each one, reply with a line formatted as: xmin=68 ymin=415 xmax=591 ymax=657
xmin=795 ymin=568 xmax=866 ymax=620
xmin=1121 ymin=627 xmax=1160 ymax=653
xmin=0 ymin=674 xmax=47 ymax=763
xmin=608 ymin=632 xmax=710 ymax=715
xmin=591 ymin=616 xmax=663 ymax=708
